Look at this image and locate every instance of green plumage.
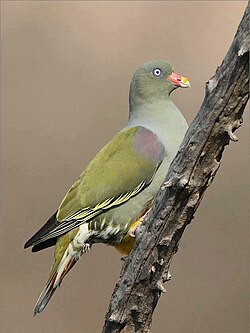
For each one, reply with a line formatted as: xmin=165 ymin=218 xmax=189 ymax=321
xmin=57 ymin=127 xmax=160 ymax=222
xmin=24 ymin=60 xmax=190 ymax=316
xmin=50 ymin=126 xmax=164 ymax=274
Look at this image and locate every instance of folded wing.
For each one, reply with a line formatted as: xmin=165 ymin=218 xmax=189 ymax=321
xmin=24 ymin=126 xmax=165 ymax=249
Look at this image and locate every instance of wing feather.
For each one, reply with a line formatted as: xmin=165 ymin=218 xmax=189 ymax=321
xmin=25 ymin=126 xmax=165 ymax=248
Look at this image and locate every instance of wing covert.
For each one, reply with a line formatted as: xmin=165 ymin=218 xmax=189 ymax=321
xmin=26 ymin=126 xmax=165 ymax=246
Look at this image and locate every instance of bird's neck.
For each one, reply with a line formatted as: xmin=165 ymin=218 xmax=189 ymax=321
xmin=127 ymin=98 xmax=188 ymax=156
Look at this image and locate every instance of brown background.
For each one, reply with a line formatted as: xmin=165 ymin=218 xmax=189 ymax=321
xmin=1 ymin=1 xmax=249 ymax=333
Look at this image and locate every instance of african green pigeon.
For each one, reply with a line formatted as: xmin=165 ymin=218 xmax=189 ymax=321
xmin=24 ymin=60 xmax=190 ymax=315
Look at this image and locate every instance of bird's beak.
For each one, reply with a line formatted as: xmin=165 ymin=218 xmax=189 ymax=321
xmin=167 ymin=72 xmax=190 ymax=88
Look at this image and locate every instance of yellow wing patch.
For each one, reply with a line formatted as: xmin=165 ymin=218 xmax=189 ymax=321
xmin=64 ymin=181 xmax=145 ymax=222
xmin=37 ymin=182 xmax=146 ymax=243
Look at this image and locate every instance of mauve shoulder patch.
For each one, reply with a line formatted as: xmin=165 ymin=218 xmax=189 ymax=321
xmin=134 ymin=127 xmax=165 ymax=163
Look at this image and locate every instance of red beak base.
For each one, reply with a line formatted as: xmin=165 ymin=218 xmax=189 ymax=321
xmin=167 ymin=72 xmax=190 ymax=88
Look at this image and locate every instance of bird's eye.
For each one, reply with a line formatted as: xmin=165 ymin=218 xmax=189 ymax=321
xmin=152 ymin=68 xmax=162 ymax=77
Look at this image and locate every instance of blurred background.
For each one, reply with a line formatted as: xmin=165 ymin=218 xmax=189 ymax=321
xmin=1 ymin=1 xmax=248 ymax=332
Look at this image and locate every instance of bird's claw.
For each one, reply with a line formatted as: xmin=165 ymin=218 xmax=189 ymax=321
xmin=128 ymin=226 xmax=137 ymax=238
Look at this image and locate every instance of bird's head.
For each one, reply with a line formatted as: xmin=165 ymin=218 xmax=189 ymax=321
xmin=129 ymin=60 xmax=190 ymax=109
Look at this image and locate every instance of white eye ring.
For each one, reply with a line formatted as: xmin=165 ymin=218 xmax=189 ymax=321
xmin=152 ymin=68 xmax=162 ymax=77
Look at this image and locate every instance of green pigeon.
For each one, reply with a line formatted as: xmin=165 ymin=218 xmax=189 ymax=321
xmin=24 ymin=60 xmax=190 ymax=316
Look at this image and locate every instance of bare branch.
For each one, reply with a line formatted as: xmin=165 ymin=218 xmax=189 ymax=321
xmin=102 ymin=3 xmax=249 ymax=333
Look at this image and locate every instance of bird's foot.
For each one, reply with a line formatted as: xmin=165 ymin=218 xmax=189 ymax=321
xmin=128 ymin=208 xmax=152 ymax=238
xmin=128 ymin=224 xmax=138 ymax=238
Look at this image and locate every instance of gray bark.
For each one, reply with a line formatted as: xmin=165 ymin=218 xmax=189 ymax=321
xmin=102 ymin=3 xmax=249 ymax=333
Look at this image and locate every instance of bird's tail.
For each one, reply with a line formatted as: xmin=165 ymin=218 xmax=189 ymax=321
xmin=33 ymin=242 xmax=90 ymax=316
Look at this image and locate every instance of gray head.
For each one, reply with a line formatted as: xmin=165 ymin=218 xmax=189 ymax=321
xmin=129 ymin=60 xmax=190 ymax=110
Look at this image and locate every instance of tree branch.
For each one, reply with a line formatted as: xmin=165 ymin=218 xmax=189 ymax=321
xmin=102 ymin=3 xmax=249 ymax=333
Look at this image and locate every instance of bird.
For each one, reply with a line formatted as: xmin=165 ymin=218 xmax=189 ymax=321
xmin=24 ymin=60 xmax=190 ymax=316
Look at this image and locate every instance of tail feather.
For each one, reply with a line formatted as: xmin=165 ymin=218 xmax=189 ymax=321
xmin=33 ymin=246 xmax=82 ymax=316
xmin=33 ymin=224 xmax=91 ymax=316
